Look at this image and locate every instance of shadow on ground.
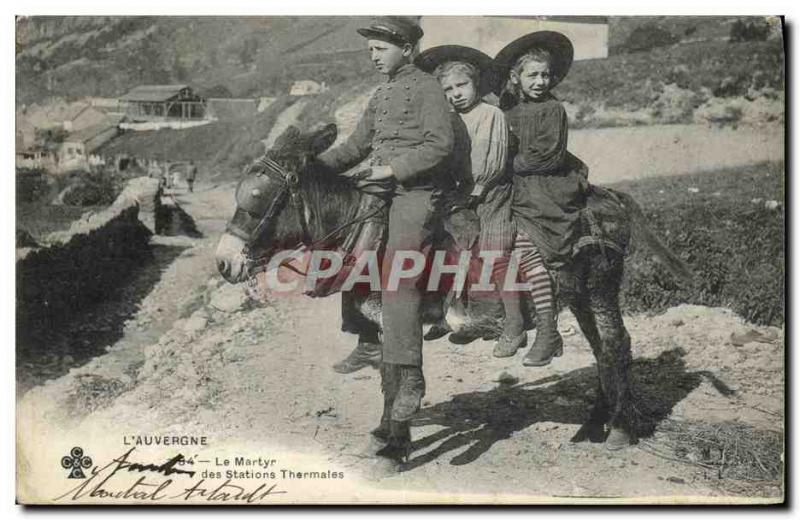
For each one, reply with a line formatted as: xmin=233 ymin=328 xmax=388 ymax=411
xmin=16 ymin=243 xmax=189 ymax=393
xmin=406 ymin=348 xmax=733 ymax=470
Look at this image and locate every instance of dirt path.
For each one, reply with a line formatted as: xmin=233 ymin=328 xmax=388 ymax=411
xmin=570 ymin=123 xmax=784 ymax=184
xmin=18 ymin=181 xmax=784 ymax=502
xmin=17 ymin=173 xmax=784 ymax=503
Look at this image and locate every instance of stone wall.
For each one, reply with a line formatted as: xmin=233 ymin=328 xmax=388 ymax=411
xmin=17 ymin=181 xmax=155 ymax=349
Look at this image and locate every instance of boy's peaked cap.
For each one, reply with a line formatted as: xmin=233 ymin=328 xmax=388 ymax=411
xmin=357 ymin=16 xmax=424 ymax=46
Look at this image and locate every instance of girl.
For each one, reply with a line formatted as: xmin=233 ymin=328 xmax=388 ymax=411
xmin=495 ymin=31 xmax=589 ymax=367
xmin=416 ymin=45 xmax=527 ymax=357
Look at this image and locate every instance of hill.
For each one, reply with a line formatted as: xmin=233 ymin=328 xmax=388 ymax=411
xmin=15 ymin=16 xmax=381 ymax=105
xmin=16 ymin=16 xmax=782 ymax=108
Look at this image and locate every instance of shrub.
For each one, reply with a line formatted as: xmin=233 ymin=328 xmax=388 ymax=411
xmin=729 ymin=19 xmax=770 ymax=42
xmin=16 ymin=168 xmax=51 ymax=203
xmin=61 ymin=168 xmax=124 ymax=207
xmin=615 ymin=163 xmax=784 ymax=326
xmin=621 ymin=24 xmax=679 ymax=54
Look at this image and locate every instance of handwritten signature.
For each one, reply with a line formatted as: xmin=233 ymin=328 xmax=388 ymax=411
xmin=54 ymin=447 xmax=287 ymax=502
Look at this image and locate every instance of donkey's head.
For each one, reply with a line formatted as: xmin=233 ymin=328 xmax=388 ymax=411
xmin=216 ymin=123 xmax=338 ymax=283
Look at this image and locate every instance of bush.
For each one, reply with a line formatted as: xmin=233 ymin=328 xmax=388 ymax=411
xmin=729 ymin=19 xmax=770 ymax=42
xmin=61 ymin=168 xmax=124 ymax=207
xmin=615 ymin=163 xmax=784 ymax=326
xmin=16 ymin=168 xmax=51 ymax=203
xmin=621 ymin=24 xmax=679 ymax=53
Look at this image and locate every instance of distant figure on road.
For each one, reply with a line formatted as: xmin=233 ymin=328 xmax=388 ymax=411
xmin=163 ymin=161 xmax=173 ymax=189
xmin=186 ymin=160 xmax=197 ymax=192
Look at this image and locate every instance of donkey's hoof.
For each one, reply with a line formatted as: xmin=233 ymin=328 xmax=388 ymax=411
xmin=375 ymin=440 xmax=411 ymax=464
xmin=605 ymin=427 xmax=634 ymax=451
xmin=570 ymin=420 xmax=606 ymax=444
xmin=370 ymin=422 xmax=390 ymax=443
xmin=359 ymin=456 xmax=401 ymax=480
xmin=354 ymin=435 xmax=389 ymax=458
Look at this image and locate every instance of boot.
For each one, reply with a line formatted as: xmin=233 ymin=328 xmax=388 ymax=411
xmin=423 ymin=322 xmax=451 ymax=341
xmin=332 ymin=340 xmax=381 ymax=374
xmin=447 ymin=328 xmax=485 ymax=345
xmin=492 ymin=331 xmax=528 ymax=358
xmin=522 ymin=311 xmax=563 ymax=367
xmin=390 ymin=365 xmax=426 ymax=422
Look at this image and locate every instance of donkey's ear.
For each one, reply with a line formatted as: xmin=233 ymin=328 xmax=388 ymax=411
xmin=275 ymin=125 xmax=301 ymax=148
xmin=309 ymin=123 xmax=338 ymax=157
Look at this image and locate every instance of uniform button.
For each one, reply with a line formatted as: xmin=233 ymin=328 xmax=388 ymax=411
xmin=387 ymin=85 xmax=392 ymax=90
xmin=390 ymin=146 xmax=395 ymax=150
xmin=382 ymin=110 xmax=388 ymax=114
xmin=404 ymin=85 xmax=410 ymax=89
xmin=384 ymin=96 xmax=389 ymax=100
xmin=394 ymin=130 xmax=399 ymax=135
xmin=398 ymin=120 xmax=404 ymax=124
xmin=378 ymin=118 xmax=383 ymax=122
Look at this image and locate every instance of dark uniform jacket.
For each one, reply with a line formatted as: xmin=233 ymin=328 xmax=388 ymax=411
xmin=318 ymin=63 xmax=455 ymax=192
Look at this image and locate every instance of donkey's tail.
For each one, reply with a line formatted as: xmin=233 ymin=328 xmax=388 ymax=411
xmin=604 ymin=187 xmax=694 ymax=283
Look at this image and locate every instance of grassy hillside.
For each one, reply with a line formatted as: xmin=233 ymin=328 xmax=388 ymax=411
xmin=15 ymin=16 xmax=380 ymax=105
xmin=16 ymin=16 xmax=782 ymax=109
xmin=558 ymin=39 xmax=784 ymax=127
xmin=614 ymin=162 xmax=784 ymax=326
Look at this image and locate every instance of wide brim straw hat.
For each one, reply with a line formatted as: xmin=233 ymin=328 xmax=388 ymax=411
xmin=493 ymin=31 xmax=574 ymax=94
xmin=415 ymin=45 xmax=499 ymax=96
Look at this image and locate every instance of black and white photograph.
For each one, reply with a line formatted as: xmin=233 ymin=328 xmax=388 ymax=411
xmin=13 ymin=13 xmax=786 ymax=505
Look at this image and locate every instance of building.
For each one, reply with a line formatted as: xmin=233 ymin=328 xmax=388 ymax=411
xmin=62 ymin=103 xmax=109 ymax=132
xmin=18 ymin=100 xmax=109 ymax=133
xmin=289 ymin=80 xmax=328 ymax=96
xmin=419 ymin=16 xmax=609 ymax=61
xmin=15 ymin=115 xmax=36 ymax=152
xmin=119 ymin=85 xmax=206 ymax=121
xmin=54 ymin=114 xmax=126 ymax=173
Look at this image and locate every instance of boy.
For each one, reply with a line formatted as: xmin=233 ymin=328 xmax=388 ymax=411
xmin=315 ymin=17 xmax=455 ymax=425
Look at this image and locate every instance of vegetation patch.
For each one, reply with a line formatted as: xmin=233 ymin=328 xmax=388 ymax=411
xmin=612 ymin=163 xmax=784 ymax=326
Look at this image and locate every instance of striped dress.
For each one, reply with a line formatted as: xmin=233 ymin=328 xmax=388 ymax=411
xmin=459 ymin=102 xmax=514 ymax=253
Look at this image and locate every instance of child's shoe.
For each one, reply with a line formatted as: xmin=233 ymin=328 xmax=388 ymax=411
xmin=522 ymin=312 xmax=564 ymax=366
xmin=492 ymin=331 xmax=528 ymax=358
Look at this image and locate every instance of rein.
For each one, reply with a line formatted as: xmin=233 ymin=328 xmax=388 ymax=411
xmin=242 ymin=156 xmax=388 ymax=279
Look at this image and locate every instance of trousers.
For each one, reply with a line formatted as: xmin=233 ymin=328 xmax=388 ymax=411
xmin=381 ymin=189 xmax=437 ymax=367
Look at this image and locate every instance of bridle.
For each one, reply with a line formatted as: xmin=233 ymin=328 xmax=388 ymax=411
xmin=236 ymin=155 xmax=314 ymax=247
xmin=227 ymin=155 xmax=387 ymax=279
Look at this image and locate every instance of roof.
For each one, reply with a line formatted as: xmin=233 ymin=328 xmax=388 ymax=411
xmin=63 ymin=114 xmax=125 ymax=147
xmin=119 ymin=85 xmax=192 ymax=103
xmin=63 ymin=102 xmax=92 ymax=121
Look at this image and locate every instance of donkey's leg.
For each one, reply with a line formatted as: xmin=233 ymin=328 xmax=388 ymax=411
xmin=588 ymin=273 xmax=637 ymax=450
xmin=568 ymin=300 xmax=610 ymax=444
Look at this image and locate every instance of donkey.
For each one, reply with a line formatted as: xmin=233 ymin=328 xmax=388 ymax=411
xmin=216 ymin=124 xmax=692 ymax=462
